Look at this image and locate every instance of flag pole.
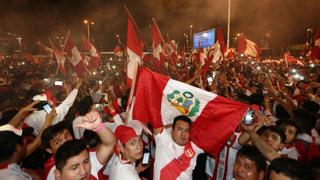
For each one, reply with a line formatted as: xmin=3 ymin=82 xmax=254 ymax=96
xmin=227 ymin=0 xmax=231 ymax=50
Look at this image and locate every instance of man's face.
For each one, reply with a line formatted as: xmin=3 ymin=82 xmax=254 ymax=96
xmin=55 ymin=150 xmax=91 ymax=180
xmin=171 ymin=120 xmax=190 ymax=146
xmin=48 ymin=129 xmax=73 ymax=154
xmin=283 ymin=125 xmax=297 ymax=144
xmin=123 ymin=136 xmax=143 ymax=162
xmin=233 ymin=155 xmax=263 ymax=180
xmin=268 ymin=170 xmax=291 ymax=180
xmin=261 ymin=130 xmax=283 ymax=151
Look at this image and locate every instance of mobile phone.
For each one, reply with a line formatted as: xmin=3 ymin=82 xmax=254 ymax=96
xmin=43 ymin=104 xmax=52 ymax=114
xmin=142 ymin=151 xmax=150 ymax=165
xmin=207 ymin=77 xmax=213 ymax=86
xmin=243 ymin=108 xmax=255 ymax=125
xmin=54 ymin=80 xmax=63 ymax=86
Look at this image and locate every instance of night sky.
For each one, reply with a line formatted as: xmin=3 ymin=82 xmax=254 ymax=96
xmin=0 ymin=0 xmax=319 ymax=52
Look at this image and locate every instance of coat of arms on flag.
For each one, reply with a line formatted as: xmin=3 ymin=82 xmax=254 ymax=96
xmin=167 ymin=90 xmax=200 ymax=117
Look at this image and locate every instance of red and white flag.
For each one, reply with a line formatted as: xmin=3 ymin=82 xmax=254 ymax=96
xmin=126 ymin=11 xmax=143 ymax=88
xmin=237 ymin=36 xmax=260 ymax=58
xmin=216 ymin=27 xmax=226 ymax=54
xmin=130 ymin=68 xmax=249 ymax=156
xmin=63 ymin=31 xmax=88 ymax=78
xmin=48 ymin=39 xmax=66 ymax=75
xmin=81 ymin=35 xmax=100 ymax=70
xmin=310 ymin=28 xmax=320 ymax=59
xmin=151 ymin=18 xmax=164 ymax=61
xmin=224 ymin=48 xmax=235 ymax=60
xmin=284 ymin=52 xmax=304 ymax=67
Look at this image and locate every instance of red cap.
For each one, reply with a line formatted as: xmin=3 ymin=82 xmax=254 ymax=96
xmin=115 ymin=125 xmax=137 ymax=145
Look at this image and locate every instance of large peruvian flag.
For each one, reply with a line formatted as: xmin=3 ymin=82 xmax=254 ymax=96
xmin=81 ymin=35 xmax=100 ymax=70
xmin=237 ymin=36 xmax=260 ymax=58
xmin=63 ymin=31 xmax=88 ymax=78
xmin=131 ymin=68 xmax=249 ymax=156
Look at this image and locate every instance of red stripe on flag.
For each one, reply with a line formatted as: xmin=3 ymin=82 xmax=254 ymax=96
xmin=132 ymin=68 xmax=169 ymax=127
xmin=190 ymin=96 xmax=248 ymax=156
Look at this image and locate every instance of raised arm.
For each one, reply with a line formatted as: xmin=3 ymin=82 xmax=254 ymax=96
xmin=75 ymin=111 xmax=116 ymax=165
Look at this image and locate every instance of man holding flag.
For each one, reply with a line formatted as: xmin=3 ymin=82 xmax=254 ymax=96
xmin=129 ymin=68 xmax=251 ymax=180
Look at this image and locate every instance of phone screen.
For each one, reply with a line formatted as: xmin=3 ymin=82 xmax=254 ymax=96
xmin=142 ymin=152 xmax=150 ymax=165
xmin=43 ymin=104 xmax=52 ymax=114
xmin=207 ymin=77 xmax=213 ymax=85
xmin=55 ymin=80 xmax=63 ymax=86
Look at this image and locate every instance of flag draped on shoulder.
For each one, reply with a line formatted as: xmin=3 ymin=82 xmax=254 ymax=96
xmin=237 ymin=36 xmax=260 ymax=58
xmin=131 ymin=68 xmax=250 ymax=156
xmin=125 ymin=7 xmax=143 ymax=88
xmin=81 ymin=35 xmax=100 ymax=70
xmin=63 ymin=31 xmax=88 ymax=78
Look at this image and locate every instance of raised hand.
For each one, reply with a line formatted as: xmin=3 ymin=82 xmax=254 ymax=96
xmin=75 ymin=111 xmax=102 ymax=131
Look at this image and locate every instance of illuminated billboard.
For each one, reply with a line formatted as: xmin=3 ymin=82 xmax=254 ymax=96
xmin=193 ymin=28 xmax=215 ymax=49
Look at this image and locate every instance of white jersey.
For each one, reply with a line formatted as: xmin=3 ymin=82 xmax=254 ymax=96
xmin=205 ymin=132 xmax=241 ymax=180
xmin=46 ymin=151 xmax=103 ymax=180
xmin=153 ymin=129 xmax=203 ymax=180
xmin=25 ymin=89 xmax=78 ymax=135
xmin=0 ymin=163 xmax=32 ymax=180
xmin=109 ymin=155 xmax=139 ymax=180
xmin=280 ymin=145 xmax=300 ymax=160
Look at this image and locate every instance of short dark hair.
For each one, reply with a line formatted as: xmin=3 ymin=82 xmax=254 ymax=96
xmin=41 ymin=121 xmax=70 ymax=150
xmin=268 ymin=157 xmax=310 ymax=180
xmin=257 ymin=125 xmax=286 ymax=143
xmin=172 ymin=115 xmax=192 ymax=129
xmin=276 ymin=119 xmax=300 ymax=135
xmin=77 ymin=96 xmax=93 ymax=116
xmin=55 ymin=139 xmax=88 ymax=171
xmin=0 ymin=131 xmax=22 ymax=162
xmin=237 ymin=145 xmax=267 ymax=173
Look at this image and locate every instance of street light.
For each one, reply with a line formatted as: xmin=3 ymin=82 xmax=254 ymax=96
xmin=189 ymin=25 xmax=193 ymax=49
xmin=16 ymin=37 xmax=22 ymax=50
xmin=83 ymin=19 xmax=94 ymax=42
xmin=56 ymin=36 xmax=64 ymax=48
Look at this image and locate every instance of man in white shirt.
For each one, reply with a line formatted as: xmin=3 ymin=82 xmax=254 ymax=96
xmin=153 ymin=115 xmax=203 ymax=180
xmin=25 ymin=80 xmax=82 ymax=135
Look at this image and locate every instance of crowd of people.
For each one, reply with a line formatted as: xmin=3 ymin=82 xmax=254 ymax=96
xmin=1 ymin=50 xmax=320 ymax=180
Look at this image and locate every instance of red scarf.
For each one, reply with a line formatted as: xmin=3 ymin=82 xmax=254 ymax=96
xmin=160 ymin=141 xmax=195 ymax=180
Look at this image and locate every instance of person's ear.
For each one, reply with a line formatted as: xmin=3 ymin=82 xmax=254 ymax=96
xmin=54 ymin=169 xmax=62 ymax=180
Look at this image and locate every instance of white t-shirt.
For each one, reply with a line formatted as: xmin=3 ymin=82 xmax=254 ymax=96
xmin=205 ymin=132 xmax=241 ymax=180
xmin=280 ymin=145 xmax=300 ymax=160
xmin=153 ymin=129 xmax=203 ymax=180
xmin=109 ymin=155 xmax=139 ymax=180
xmin=0 ymin=163 xmax=32 ymax=180
xmin=46 ymin=151 xmax=103 ymax=180
xmin=25 ymin=89 xmax=78 ymax=135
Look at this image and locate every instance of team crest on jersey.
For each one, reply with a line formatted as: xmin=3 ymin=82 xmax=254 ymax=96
xmin=167 ymin=90 xmax=200 ymax=117
xmin=185 ymin=148 xmax=195 ymax=158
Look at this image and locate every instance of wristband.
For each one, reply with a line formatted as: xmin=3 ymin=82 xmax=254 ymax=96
xmin=94 ymin=122 xmax=104 ymax=132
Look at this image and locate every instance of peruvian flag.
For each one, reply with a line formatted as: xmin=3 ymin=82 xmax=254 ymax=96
xmin=81 ymin=35 xmax=100 ymax=70
xmin=284 ymin=52 xmax=304 ymax=67
xmin=126 ymin=10 xmax=143 ymax=88
xmin=48 ymin=39 xmax=66 ymax=75
xmin=63 ymin=31 xmax=88 ymax=78
xmin=130 ymin=68 xmax=250 ymax=156
xmin=151 ymin=18 xmax=164 ymax=61
xmin=216 ymin=27 xmax=226 ymax=54
xmin=237 ymin=36 xmax=260 ymax=58
xmin=224 ymin=48 xmax=235 ymax=60
xmin=310 ymin=28 xmax=320 ymax=59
